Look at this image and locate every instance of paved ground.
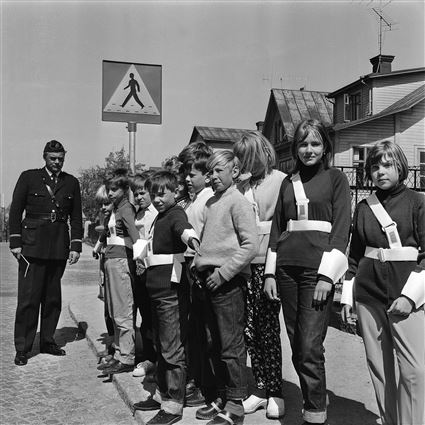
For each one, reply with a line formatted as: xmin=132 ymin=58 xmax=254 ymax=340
xmin=0 ymin=242 xmax=381 ymax=425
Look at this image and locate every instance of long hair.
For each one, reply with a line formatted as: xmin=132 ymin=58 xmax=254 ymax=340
xmin=291 ymin=119 xmax=332 ymax=173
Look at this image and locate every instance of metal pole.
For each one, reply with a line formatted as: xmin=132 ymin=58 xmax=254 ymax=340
xmin=128 ymin=122 xmax=137 ymax=174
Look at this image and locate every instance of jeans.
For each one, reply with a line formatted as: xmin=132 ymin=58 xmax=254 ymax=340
xmin=146 ymin=277 xmax=189 ymax=415
xmin=277 ymin=265 xmax=333 ymax=424
xmin=201 ymin=274 xmax=248 ymax=401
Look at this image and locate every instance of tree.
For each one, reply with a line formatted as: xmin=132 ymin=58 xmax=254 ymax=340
xmin=78 ymin=148 xmax=146 ymax=222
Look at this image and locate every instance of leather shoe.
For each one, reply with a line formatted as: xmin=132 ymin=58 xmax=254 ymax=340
xmin=207 ymin=410 xmax=244 ymax=425
xmin=97 ymin=357 xmax=118 ymax=371
xmin=40 ymin=344 xmax=66 ymax=356
xmin=14 ymin=351 xmax=28 ymax=366
xmin=266 ymin=396 xmax=285 ymax=419
xmin=134 ymin=397 xmax=161 ymax=411
xmin=185 ymin=386 xmax=205 ymax=407
xmin=196 ymin=399 xmax=224 ymax=420
xmin=146 ymin=409 xmax=182 ymax=425
xmin=101 ymin=361 xmax=133 ymax=375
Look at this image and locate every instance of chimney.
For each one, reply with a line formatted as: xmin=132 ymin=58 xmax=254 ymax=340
xmin=256 ymin=121 xmax=264 ymax=132
xmin=370 ymin=54 xmax=395 ymax=74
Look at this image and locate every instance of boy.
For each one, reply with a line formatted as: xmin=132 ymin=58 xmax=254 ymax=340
xmin=131 ymin=172 xmax=158 ymax=378
xmin=134 ymin=170 xmax=199 ymax=425
xmin=182 ymin=149 xmax=215 ymax=406
xmin=194 ymin=151 xmax=258 ymax=425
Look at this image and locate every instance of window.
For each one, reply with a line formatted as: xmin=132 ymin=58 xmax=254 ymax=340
xmin=419 ymin=149 xmax=425 ymax=189
xmin=352 ymin=146 xmax=371 ymax=187
xmin=344 ymin=92 xmax=362 ymax=121
xmin=274 ymin=120 xmax=284 ymax=144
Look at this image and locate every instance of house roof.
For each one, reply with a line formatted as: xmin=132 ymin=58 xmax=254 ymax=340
xmin=333 ymin=84 xmax=425 ymax=131
xmin=327 ymin=67 xmax=425 ymax=98
xmin=189 ymin=126 xmax=258 ymax=145
xmin=264 ymin=89 xmax=333 ymax=140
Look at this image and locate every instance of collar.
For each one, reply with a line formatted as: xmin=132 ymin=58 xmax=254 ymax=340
xmin=44 ymin=167 xmax=61 ymax=179
xmin=376 ymin=183 xmax=406 ymax=201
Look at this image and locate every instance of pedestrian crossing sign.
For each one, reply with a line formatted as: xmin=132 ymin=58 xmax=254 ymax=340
xmin=102 ymin=60 xmax=162 ymax=124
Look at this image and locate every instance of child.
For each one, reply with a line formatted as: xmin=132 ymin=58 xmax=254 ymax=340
xmin=95 ymin=169 xmax=141 ymax=375
xmin=133 ymin=170 xmax=199 ymax=425
xmin=181 ymin=147 xmax=215 ymax=407
xmin=341 ymin=140 xmax=424 ymax=425
xmin=193 ymin=150 xmax=258 ymax=425
xmin=92 ymin=185 xmax=114 ymax=359
xmin=233 ymin=131 xmax=286 ymax=419
xmin=264 ymin=119 xmax=351 ymax=425
xmin=131 ymin=171 xmax=158 ymax=378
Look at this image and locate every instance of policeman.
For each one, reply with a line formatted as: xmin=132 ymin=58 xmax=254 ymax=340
xmin=9 ymin=140 xmax=83 ymax=366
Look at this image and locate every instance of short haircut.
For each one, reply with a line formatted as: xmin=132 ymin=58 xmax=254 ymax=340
xmin=131 ymin=170 xmax=155 ymax=192
xmin=94 ymin=185 xmax=110 ymax=204
xmin=206 ymin=150 xmax=240 ymax=172
xmin=183 ymin=150 xmax=213 ymax=175
xmin=291 ymin=119 xmax=333 ymax=172
xmin=145 ymin=170 xmax=178 ymax=194
xmin=105 ymin=168 xmax=130 ymax=192
xmin=365 ymin=140 xmax=409 ymax=182
xmin=233 ymin=131 xmax=276 ymax=177
xmin=178 ymin=142 xmax=213 ymax=164
xmin=162 ymin=156 xmax=181 ymax=174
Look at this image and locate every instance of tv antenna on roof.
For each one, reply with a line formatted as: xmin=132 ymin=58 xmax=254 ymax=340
xmin=371 ymin=1 xmax=397 ymax=56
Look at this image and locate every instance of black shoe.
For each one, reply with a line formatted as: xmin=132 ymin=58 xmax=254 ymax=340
xmin=185 ymin=387 xmax=205 ymax=407
xmin=207 ymin=410 xmax=244 ymax=425
xmin=134 ymin=397 xmax=161 ymax=411
xmin=97 ymin=357 xmax=118 ymax=371
xmin=40 ymin=344 xmax=66 ymax=356
xmin=14 ymin=351 xmax=28 ymax=366
xmin=196 ymin=399 xmax=225 ymax=420
xmin=147 ymin=410 xmax=182 ymax=425
xmin=101 ymin=361 xmax=133 ymax=375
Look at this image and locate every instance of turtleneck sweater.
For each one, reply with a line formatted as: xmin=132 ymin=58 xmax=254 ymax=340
xmin=346 ymin=183 xmax=425 ymax=308
xmin=269 ymin=163 xmax=351 ymax=272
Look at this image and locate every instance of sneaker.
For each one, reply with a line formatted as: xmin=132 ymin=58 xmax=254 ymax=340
xmin=242 ymin=394 xmax=267 ymax=414
xmin=146 ymin=409 xmax=182 ymax=425
xmin=133 ymin=360 xmax=156 ymax=377
xmin=185 ymin=387 xmax=205 ymax=407
xmin=196 ymin=399 xmax=224 ymax=420
xmin=266 ymin=396 xmax=285 ymax=419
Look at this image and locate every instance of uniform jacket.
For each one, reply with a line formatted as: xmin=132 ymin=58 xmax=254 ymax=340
xmin=9 ymin=168 xmax=83 ymax=260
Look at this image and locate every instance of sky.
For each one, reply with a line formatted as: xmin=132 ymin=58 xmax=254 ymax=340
xmin=1 ymin=0 xmax=424 ymax=205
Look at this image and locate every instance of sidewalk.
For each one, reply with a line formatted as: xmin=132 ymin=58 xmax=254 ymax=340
xmin=65 ymin=244 xmax=380 ymax=425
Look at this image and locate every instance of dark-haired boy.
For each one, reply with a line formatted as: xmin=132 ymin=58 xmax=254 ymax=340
xmin=134 ymin=170 xmax=199 ymax=425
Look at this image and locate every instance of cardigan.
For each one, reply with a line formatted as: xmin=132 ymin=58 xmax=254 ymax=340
xmin=346 ymin=184 xmax=425 ymax=308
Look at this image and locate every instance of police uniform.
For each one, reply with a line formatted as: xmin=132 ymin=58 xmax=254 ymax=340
xmin=9 ymin=165 xmax=83 ymax=355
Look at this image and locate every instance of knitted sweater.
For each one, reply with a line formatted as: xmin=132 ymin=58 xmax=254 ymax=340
xmin=269 ymin=163 xmax=351 ymax=270
xmin=346 ymin=184 xmax=425 ymax=308
xmin=194 ymin=185 xmax=259 ymax=281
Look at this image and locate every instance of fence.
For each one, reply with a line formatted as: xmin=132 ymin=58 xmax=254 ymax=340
xmin=337 ymin=166 xmax=424 ymax=213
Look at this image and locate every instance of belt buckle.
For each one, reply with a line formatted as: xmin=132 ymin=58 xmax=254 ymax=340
xmin=377 ymin=248 xmax=386 ymax=263
xmin=50 ymin=211 xmax=57 ymax=222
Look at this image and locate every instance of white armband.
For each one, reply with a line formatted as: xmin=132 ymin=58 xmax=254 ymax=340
xmin=133 ymin=239 xmax=149 ymax=260
xmin=401 ymin=271 xmax=425 ymax=308
xmin=264 ymin=248 xmax=277 ymax=275
xmin=181 ymin=228 xmax=199 ymax=246
xmin=93 ymin=239 xmax=102 ymax=254
xmin=317 ymin=249 xmax=348 ymax=284
xmin=340 ymin=278 xmax=355 ymax=307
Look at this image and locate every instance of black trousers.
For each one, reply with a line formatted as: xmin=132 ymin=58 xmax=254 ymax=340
xmin=14 ymin=256 xmax=66 ymax=353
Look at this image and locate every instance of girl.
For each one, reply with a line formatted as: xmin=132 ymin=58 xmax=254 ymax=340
xmin=233 ymin=131 xmax=286 ymax=419
xmin=264 ymin=119 xmax=351 ymax=425
xmin=341 ymin=140 xmax=424 ymax=425
xmin=95 ymin=169 xmax=142 ymax=375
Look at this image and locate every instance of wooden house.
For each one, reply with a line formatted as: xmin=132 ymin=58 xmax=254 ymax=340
xmin=327 ymin=55 xmax=425 ymax=188
xmin=262 ymin=89 xmax=333 ymax=172
xmin=189 ymin=125 xmax=260 ymax=150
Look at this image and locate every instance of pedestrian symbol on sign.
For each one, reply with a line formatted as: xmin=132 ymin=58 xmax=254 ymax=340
xmin=121 ymin=73 xmax=144 ymax=109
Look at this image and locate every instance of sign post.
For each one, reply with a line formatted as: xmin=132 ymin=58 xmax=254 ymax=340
xmin=102 ymin=60 xmax=162 ymax=171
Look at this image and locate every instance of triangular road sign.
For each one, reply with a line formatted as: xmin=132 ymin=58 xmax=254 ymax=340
xmin=103 ymin=64 xmax=160 ymax=115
